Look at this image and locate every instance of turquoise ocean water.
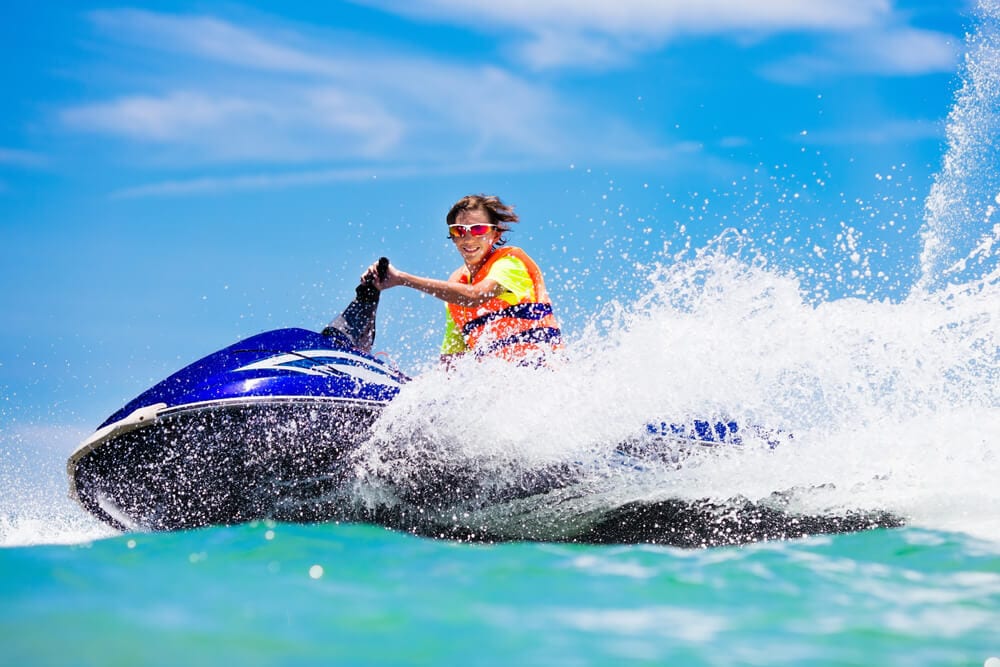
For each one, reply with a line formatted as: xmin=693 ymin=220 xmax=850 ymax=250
xmin=4 ymin=4 xmax=1000 ymax=667
xmin=1 ymin=522 xmax=997 ymax=666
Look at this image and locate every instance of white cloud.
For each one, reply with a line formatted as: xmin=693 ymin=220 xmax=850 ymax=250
xmin=110 ymin=161 xmax=506 ymax=198
xmin=859 ymin=27 xmax=959 ymax=75
xmin=61 ymin=89 xmax=404 ymax=162
xmin=351 ymin=0 xmax=896 ymax=69
xmin=111 ymin=166 xmax=386 ymax=198
xmin=0 ymin=147 xmax=47 ymax=168
xmin=761 ymin=27 xmax=958 ymax=82
xmin=109 ymin=133 xmax=698 ymax=199
xmin=62 ymin=92 xmax=258 ymax=142
xmin=353 ymin=0 xmax=890 ymax=35
xmin=516 ymin=30 xmax=631 ymax=70
xmin=55 ymin=5 xmax=956 ymax=195
xmin=62 ymin=10 xmax=665 ymax=170
xmin=88 ymin=9 xmax=346 ymax=77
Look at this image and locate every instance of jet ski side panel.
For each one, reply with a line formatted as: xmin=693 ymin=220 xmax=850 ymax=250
xmin=69 ymin=327 xmax=405 ymax=531
xmin=71 ymin=399 xmax=382 ymax=531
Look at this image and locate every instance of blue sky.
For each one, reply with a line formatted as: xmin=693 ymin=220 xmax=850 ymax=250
xmin=0 ymin=1 xmax=975 ymax=430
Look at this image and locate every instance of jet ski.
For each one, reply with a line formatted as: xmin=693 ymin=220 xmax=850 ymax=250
xmin=66 ymin=255 xmax=747 ymax=533
xmin=68 ymin=259 xmax=407 ymax=531
xmin=68 ymin=259 xmax=899 ymax=543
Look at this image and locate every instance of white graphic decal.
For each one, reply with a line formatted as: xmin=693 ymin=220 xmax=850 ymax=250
xmin=235 ymin=350 xmax=402 ymax=388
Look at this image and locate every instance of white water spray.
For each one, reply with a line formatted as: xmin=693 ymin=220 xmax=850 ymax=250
xmin=919 ymin=0 xmax=1000 ymax=294
xmin=352 ymin=6 xmax=1000 ymax=539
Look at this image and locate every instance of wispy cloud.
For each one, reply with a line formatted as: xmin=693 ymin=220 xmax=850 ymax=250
xmin=352 ymin=0 xmax=890 ymax=37
xmin=110 ymin=141 xmax=700 ymax=199
xmin=761 ymin=26 xmax=959 ymax=82
xmin=0 ymin=147 xmax=48 ymax=169
xmin=349 ymin=0 xmax=952 ymax=73
xmin=88 ymin=9 xmax=348 ymax=77
xmin=861 ymin=26 xmax=960 ymax=75
xmin=54 ymin=5 xmax=958 ymax=197
xmin=61 ymin=89 xmax=404 ymax=163
xmin=110 ymin=162 xmax=511 ymax=199
xmin=61 ymin=9 xmax=655 ymax=172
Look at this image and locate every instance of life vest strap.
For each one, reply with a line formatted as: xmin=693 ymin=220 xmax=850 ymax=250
xmin=460 ymin=302 xmax=555 ymax=337
xmin=475 ymin=326 xmax=563 ymax=356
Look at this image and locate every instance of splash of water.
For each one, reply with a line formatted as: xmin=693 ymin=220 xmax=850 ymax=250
xmin=350 ymin=232 xmax=999 ymax=542
xmin=919 ymin=0 xmax=1000 ymax=293
xmin=0 ymin=424 xmax=114 ymax=547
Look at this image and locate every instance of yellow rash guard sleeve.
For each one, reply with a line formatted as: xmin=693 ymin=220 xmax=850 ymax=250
xmin=440 ymin=309 xmax=467 ymax=355
xmin=487 ymin=256 xmax=534 ymax=304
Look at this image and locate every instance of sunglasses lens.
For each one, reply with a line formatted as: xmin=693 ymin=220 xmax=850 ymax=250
xmin=449 ymin=224 xmax=494 ymax=238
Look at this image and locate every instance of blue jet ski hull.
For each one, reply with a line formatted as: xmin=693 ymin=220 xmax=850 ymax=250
xmin=68 ymin=327 xmax=406 ymax=531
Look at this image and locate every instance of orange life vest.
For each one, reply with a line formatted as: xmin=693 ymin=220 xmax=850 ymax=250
xmin=447 ymin=247 xmax=562 ymax=363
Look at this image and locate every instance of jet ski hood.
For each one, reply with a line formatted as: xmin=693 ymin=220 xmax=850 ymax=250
xmin=96 ymin=327 xmax=405 ymax=432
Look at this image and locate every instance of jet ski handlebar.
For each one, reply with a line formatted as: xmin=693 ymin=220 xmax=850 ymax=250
xmin=356 ymin=257 xmax=389 ymax=303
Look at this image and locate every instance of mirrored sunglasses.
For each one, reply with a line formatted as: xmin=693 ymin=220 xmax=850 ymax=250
xmin=448 ymin=223 xmax=496 ymax=238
